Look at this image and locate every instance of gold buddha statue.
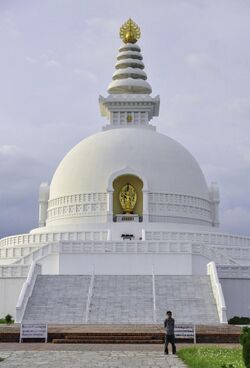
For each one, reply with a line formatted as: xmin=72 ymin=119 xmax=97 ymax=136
xmin=119 ymin=183 xmax=137 ymax=214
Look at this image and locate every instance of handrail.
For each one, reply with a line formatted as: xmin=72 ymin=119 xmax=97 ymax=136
xmin=15 ymin=262 xmax=42 ymax=323
xmin=207 ymin=261 xmax=227 ymax=323
xmin=85 ymin=265 xmax=95 ymax=323
xmin=152 ymin=265 xmax=157 ymax=323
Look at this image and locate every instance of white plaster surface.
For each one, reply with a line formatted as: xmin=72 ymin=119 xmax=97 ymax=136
xmin=58 ymin=253 xmax=192 ymax=275
xmin=0 ymin=278 xmax=25 ymax=318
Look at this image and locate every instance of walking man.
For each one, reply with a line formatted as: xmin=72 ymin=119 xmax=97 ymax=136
xmin=164 ymin=310 xmax=176 ymax=355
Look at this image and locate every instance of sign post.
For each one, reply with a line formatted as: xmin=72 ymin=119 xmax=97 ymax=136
xmin=20 ymin=324 xmax=48 ymax=343
xmin=175 ymin=324 xmax=196 ymax=343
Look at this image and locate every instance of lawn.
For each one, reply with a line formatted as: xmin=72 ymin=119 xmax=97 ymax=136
xmin=177 ymin=346 xmax=244 ymax=368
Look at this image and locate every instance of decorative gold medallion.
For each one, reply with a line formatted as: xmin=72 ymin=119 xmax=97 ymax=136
xmin=127 ymin=114 xmax=132 ymax=122
xmin=119 ymin=183 xmax=137 ymax=213
xmin=119 ymin=18 xmax=141 ymax=44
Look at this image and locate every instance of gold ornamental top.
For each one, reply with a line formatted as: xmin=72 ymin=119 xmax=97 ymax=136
xmin=119 ymin=18 xmax=141 ymax=44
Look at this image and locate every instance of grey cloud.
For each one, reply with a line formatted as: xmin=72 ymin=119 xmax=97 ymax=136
xmin=186 ymin=53 xmax=217 ymax=72
xmin=221 ymin=207 xmax=250 ymax=236
xmin=0 ymin=145 xmax=48 ymax=238
xmin=224 ymin=97 xmax=250 ymax=121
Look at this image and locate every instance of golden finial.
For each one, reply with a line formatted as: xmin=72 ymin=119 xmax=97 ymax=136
xmin=119 ymin=18 xmax=141 ymax=44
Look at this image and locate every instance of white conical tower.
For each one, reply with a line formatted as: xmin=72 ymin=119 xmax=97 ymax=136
xmin=99 ymin=19 xmax=159 ymax=130
xmin=108 ymin=42 xmax=152 ymax=94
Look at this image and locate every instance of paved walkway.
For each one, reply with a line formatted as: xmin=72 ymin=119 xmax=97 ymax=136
xmin=0 ymin=350 xmax=187 ymax=368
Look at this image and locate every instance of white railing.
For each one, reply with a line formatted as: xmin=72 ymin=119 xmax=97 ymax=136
xmin=217 ymin=265 xmax=250 ymax=279
xmin=7 ymin=240 xmax=240 ymax=269
xmin=2 ymin=229 xmax=250 ymax=250
xmin=0 ymin=230 xmax=108 ymax=248
xmin=15 ymin=262 xmax=42 ymax=323
xmin=212 ymin=246 xmax=250 ymax=261
xmin=145 ymin=230 xmax=250 ymax=247
xmin=1 ymin=241 xmax=245 ymax=266
xmin=152 ymin=265 xmax=156 ymax=323
xmin=207 ymin=261 xmax=227 ymax=323
xmin=58 ymin=240 xmax=191 ymax=255
xmin=85 ymin=266 xmax=95 ymax=323
xmin=193 ymin=244 xmax=239 ymax=265
xmin=0 ymin=245 xmax=40 ymax=261
xmin=0 ymin=264 xmax=29 ymax=278
xmin=14 ymin=243 xmax=59 ymax=265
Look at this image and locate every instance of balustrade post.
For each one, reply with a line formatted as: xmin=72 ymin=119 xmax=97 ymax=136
xmin=152 ymin=265 xmax=157 ymax=323
xmin=107 ymin=190 xmax=114 ymax=222
xmin=143 ymin=190 xmax=149 ymax=222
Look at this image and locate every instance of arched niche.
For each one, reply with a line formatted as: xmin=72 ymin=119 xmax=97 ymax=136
xmin=113 ymin=174 xmax=143 ymax=217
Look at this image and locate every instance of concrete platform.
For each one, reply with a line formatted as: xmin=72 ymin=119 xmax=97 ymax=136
xmin=0 ymin=324 xmax=242 ymax=343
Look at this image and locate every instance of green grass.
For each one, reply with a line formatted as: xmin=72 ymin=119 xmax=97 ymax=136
xmin=0 ymin=317 xmax=14 ymax=324
xmin=0 ymin=319 xmax=11 ymax=324
xmin=177 ymin=346 xmax=244 ymax=368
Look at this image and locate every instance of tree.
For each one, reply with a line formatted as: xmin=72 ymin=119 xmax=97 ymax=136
xmin=240 ymin=327 xmax=250 ymax=368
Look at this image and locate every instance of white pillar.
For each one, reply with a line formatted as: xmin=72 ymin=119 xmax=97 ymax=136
xmin=213 ymin=201 xmax=220 ymax=227
xmin=143 ymin=190 xmax=149 ymax=222
xmin=107 ymin=190 xmax=114 ymax=222
xmin=210 ymin=182 xmax=220 ymax=227
xmin=107 ymin=229 xmax=111 ymax=241
xmin=38 ymin=182 xmax=50 ymax=227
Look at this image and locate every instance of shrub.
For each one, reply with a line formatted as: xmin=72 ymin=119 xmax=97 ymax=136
xmin=229 ymin=316 xmax=250 ymax=325
xmin=4 ymin=314 xmax=13 ymax=324
xmin=240 ymin=327 xmax=250 ymax=368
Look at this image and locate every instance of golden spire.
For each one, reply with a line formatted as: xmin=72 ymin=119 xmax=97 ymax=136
xmin=119 ymin=18 xmax=141 ymax=44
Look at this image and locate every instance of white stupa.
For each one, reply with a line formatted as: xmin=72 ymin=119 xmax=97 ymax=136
xmin=0 ymin=19 xmax=249 ymax=325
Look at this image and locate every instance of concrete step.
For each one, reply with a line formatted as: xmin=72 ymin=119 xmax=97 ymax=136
xmin=23 ymin=275 xmax=91 ymax=324
xmin=52 ymin=338 xmax=162 ymax=344
xmin=88 ymin=275 xmax=154 ymax=324
xmin=22 ymin=274 xmax=220 ymax=325
xmin=155 ymin=275 xmax=219 ymax=324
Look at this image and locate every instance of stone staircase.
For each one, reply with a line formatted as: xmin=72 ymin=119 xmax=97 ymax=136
xmin=23 ymin=275 xmax=91 ymax=324
xmin=22 ymin=274 xmax=219 ymax=324
xmin=155 ymin=275 xmax=220 ymax=324
xmin=89 ymin=275 xmax=153 ymax=324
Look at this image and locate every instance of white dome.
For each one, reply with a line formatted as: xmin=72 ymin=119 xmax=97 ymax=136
xmin=49 ymin=128 xmax=209 ymax=200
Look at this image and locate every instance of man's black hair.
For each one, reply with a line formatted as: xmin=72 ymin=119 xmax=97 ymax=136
xmin=166 ymin=310 xmax=172 ymax=315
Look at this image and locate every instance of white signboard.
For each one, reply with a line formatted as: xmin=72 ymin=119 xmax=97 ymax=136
xmin=175 ymin=324 xmax=196 ymax=343
xmin=20 ymin=324 xmax=48 ymax=343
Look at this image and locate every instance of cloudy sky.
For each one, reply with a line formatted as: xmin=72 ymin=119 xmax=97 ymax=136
xmin=0 ymin=0 xmax=250 ymax=238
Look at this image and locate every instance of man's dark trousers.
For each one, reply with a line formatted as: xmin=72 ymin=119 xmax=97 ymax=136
xmin=164 ymin=334 xmax=176 ymax=354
